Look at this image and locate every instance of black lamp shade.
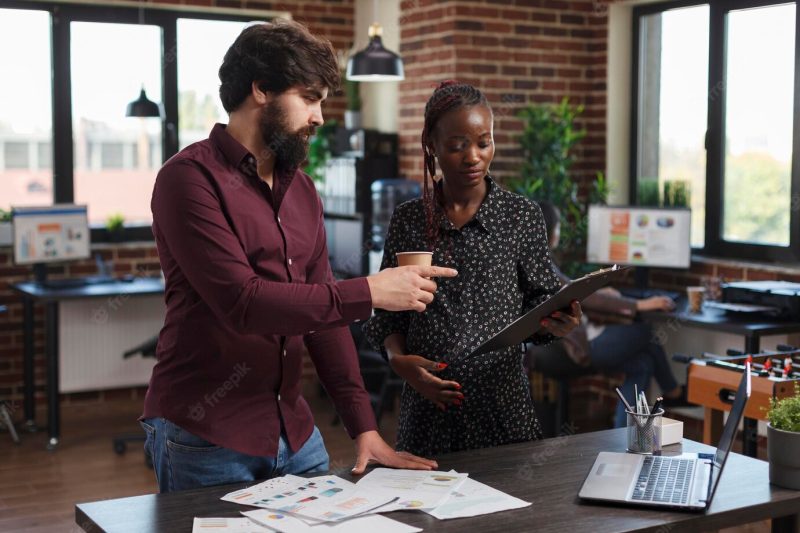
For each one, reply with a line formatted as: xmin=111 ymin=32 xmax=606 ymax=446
xmin=126 ymin=88 xmax=162 ymax=118
xmin=346 ymin=35 xmax=404 ymax=82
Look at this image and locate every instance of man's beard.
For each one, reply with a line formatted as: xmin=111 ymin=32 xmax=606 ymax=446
xmin=259 ymin=99 xmax=316 ymax=174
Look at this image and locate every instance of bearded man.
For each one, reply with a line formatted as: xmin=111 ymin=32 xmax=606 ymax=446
xmin=142 ymin=19 xmax=455 ymax=492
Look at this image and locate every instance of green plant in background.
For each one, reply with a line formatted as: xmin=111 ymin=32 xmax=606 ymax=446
xmin=768 ymin=383 xmax=800 ymax=432
xmin=345 ymin=79 xmax=361 ymax=112
xmin=509 ymin=98 xmax=609 ymax=276
xmin=304 ymin=120 xmax=338 ymax=187
xmin=106 ymin=213 xmax=125 ymax=235
xmin=637 ymin=177 xmax=660 ymax=206
xmin=663 ymin=179 xmax=691 ymax=208
xmin=0 ymin=208 xmax=11 ymax=222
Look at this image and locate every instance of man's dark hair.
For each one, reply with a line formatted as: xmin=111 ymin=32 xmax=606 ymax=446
xmin=219 ymin=19 xmax=340 ymax=113
xmin=537 ymin=201 xmax=560 ymax=244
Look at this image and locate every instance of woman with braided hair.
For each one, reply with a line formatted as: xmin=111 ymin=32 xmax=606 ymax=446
xmin=364 ymin=81 xmax=582 ymax=457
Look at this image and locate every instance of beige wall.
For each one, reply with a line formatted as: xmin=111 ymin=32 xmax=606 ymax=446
xmin=354 ymin=0 xmax=401 ymax=132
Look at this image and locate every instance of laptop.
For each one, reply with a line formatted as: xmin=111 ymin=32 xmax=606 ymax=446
xmin=579 ymin=364 xmax=752 ymax=510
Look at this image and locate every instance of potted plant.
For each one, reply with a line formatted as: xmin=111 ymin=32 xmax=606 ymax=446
xmin=0 ymin=208 xmax=12 ymax=247
xmin=105 ymin=213 xmax=126 ymax=242
xmin=509 ymin=98 xmax=609 ymax=276
xmin=663 ymin=179 xmax=691 ymax=208
xmin=344 ymin=78 xmax=362 ymax=130
xmin=304 ymin=120 xmax=338 ymax=190
xmin=637 ymin=177 xmax=660 ymax=206
xmin=767 ymin=383 xmax=800 ymax=489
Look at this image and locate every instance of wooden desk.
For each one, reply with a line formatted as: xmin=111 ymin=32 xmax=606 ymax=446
xmin=11 ymin=277 xmax=164 ymax=450
xmin=75 ymin=429 xmax=800 ymax=533
xmin=643 ymin=299 xmax=800 ymax=457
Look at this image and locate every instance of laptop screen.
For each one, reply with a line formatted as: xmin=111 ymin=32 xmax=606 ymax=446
xmin=707 ymin=364 xmax=752 ymax=502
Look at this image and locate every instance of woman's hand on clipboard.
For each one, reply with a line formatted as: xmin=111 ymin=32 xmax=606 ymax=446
xmin=539 ymin=300 xmax=583 ymax=337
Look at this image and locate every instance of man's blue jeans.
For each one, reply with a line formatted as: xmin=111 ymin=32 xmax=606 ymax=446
xmin=141 ymin=418 xmax=329 ymax=493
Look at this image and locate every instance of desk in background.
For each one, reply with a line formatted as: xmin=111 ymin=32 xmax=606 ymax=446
xmin=75 ymin=428 xmax=799 ymax=533
xmin=643 ymin=298 xmax=800 ymax=457
xmin=11 ymin=277 xmax=165 ymax=450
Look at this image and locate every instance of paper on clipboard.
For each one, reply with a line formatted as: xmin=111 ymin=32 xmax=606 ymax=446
xmin=468 ymin=264 xmax=631 ymax=357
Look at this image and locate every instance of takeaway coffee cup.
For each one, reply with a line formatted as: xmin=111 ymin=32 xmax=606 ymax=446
xmin=687 ymin=286 xmax=705 ymax=314
xmin=396 ymin=251 xmax=433 ymax=268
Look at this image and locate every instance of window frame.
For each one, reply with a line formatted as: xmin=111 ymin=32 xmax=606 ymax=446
xmin=630 ymin=0 xmax=800 ymax=264
xmin=1 ymin=1 xmax=278 ymax=243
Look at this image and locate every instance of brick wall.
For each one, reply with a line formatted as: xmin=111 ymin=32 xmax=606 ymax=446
xmin=0 ymin=0 xmax=354 ymax=420
xmin=397 ymin=0 xmax=609 ymax=190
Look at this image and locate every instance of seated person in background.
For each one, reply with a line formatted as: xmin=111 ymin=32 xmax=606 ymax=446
xmin=526 ymin=201 xmax=686 ymax=428
xmin=364 ymin=81 xmax=582 ymax=457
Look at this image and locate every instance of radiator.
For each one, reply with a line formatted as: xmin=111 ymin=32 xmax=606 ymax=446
xmin=58 ymin=295 xmax=164 ymax=393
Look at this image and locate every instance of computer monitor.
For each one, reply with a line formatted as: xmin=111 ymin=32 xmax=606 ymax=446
xmin=12 ymin=204 xmax=91 ymax=268
xmin=586 ymin=205 xmax=691 ymax=269
xmin=323 ymin=215 xmax=365 ymax=278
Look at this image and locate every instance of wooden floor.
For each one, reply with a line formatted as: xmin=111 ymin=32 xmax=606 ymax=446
xmin=0 ymin=396 xmax=766 ymax=533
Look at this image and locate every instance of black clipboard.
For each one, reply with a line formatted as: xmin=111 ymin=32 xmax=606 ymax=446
xmin=468 ymin=264 xmax=632 ymax=357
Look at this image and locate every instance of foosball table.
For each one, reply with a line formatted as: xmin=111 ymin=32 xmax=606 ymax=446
xmin=677 ymin=345 xmax=800 ymax=457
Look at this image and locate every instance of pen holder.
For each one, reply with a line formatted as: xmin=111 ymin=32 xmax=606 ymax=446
xmin=626 ymin=408 xmax=664 ymax=455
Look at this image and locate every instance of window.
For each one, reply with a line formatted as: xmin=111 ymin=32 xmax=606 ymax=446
xmin=177 ymin=19 xmax=248 ymax=149
xmin=723 ymin=4 xmax=794 ymax=247
xmin=71 ymin=21 xmax=162 ymax=226
xmin=4 ymin=142 xmax=29 ymax=169
xmin=0 ymin=2 xmax=274 ymax=242
xmin=0 ymin=8 xmax=52 ymax=206
xmin=38 ymin=142 xmax=52 ymax=169
xmin=632 ymin=1 xmax=800 ymax=262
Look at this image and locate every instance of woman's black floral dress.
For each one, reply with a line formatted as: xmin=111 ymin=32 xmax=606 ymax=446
xmin=364 ymin=177 xmax=561 ymax=456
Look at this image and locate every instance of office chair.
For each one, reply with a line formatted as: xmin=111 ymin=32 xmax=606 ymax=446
xmin=0 ymin=305 xmax=19 ymax=444
xmin=112 ymin=335 xmax=157 ymax=467
xmin=332 ymin=323 xmax=403 ymax=427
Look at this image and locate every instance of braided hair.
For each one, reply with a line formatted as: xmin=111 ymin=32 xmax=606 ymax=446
xmin=420 ymin=80 xmax=490 ymax=250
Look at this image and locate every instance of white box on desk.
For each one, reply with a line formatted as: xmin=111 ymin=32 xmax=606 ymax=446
xmin=661 ymin=417 xmax=683 ymax=446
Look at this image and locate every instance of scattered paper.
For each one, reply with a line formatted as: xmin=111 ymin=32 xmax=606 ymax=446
xmin=425 ymin=477 xmax=531 ymax=520
xmin=192 ymin=517 xmax=265 ymax=532
xmin=356 ymin=468 xmax=468 ymax=511
xmin=242 ymin=510 xmax=422 ymax=533
xmin=222 ymin=474 xmax=394 ymax=522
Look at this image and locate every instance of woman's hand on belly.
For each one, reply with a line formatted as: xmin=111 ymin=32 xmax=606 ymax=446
xmin=390 ymin=355 xmax=463 ymax=411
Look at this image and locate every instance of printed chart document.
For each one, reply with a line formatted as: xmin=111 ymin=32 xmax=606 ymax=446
xmin=192 ymin=517 xmax=264 ymax=532
xmin=242 ymin=509 xmax=422 ymax=533
xmin=356 ymin=468 xmax=468 ymax=511
xmin=222 ymin=475 xmax=308 ymax=507
xmin=221 ymin=475 xmax=394 ymax=522
xmin=425 ymin=477 xmax=531 ymax=520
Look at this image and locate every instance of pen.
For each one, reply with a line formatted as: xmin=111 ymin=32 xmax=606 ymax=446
xmin=652 ymin=396 xmax=664 ymax=415
xmin=615 ymin=387 xmax=634 ymax=413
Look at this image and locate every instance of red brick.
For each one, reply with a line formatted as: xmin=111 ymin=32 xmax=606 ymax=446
xmin=532 ymin=66 xmax=556 ymax=77
xmin=514 ymin=79 xmax=540 ymax=90
xmin=501 ymin=65 xmax=527 ymax=76
xmin=561 ymin=14 xmax=586 ymax=25
xmin=516 ymin=24 xmax=541 ymax=35
xmin=531 ymin=11 xmax=557 ymax=23
xmin=543 ymin=81 xmax=567 ymax=91
xmin=473 ymin=35 xmax=500 ymax=46
xmin=116 ymin=249 xmax=147 ymax=259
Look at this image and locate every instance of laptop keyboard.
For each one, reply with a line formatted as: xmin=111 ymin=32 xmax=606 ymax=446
xmin=631 ymin=456 xmax=694 ymax=504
